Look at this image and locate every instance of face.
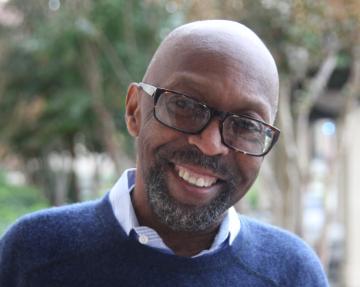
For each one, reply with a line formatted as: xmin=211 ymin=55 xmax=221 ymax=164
xmin=128 ymin=43 xmax=277 ymax=233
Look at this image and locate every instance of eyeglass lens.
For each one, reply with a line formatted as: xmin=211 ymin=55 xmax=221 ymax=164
xmin=154 ymin=90 xmax=275 ymax=155
xmin=155 ymin=92 xmax=211 ymax=133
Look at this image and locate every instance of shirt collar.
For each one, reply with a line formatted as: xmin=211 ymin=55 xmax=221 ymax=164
xmin=109 ymin=168 xmax=138 ymax=234
xmin=109 ymin=169 xmax=240 ymax=254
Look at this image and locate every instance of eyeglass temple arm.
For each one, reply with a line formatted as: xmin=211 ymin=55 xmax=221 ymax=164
xmin=138 ymin=82 xmax=157 ymax=97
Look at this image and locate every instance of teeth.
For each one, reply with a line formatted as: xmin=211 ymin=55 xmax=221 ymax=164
xmin=196 ymin=178 xmax=205 ymax=187
xmin=189 ymin=176 xmax=197 ymax=185
xmin=177 ymin=166 xmax=218 ymax=188
xmin=183 ymin=171 xmax=190 ymax=181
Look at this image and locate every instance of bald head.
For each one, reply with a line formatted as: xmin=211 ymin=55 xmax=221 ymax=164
xmin=143 ymin=20 xmax=279 ymax=119
xmin=127 ymin=20 xmax=280 ymax=236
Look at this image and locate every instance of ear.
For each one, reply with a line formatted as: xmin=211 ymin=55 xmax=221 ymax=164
xmin=125 ymin=83 xmax=141 ymax=137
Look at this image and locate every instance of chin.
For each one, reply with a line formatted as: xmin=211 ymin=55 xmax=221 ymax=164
xmin=144 ymin=161 xmax=234 ymax=232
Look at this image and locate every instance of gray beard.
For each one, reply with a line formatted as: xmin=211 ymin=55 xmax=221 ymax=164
xmin=145 ymin=164 xmax=233 ymax=232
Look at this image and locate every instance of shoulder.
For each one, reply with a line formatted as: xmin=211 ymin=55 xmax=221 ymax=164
xmin=234 ymin=216 xmax=329 ymax=286
xmin=239 ymin=216 xmax=310 ymax=252
xmin=0 ymin=194 xmax=122 ymax=267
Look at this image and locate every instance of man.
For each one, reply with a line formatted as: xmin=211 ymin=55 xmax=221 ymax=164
xmin=0 ymin=20 xmax=328 ymax=286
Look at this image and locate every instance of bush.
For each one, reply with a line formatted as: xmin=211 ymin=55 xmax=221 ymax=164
xmin=0 ymin=173 xmax=49 ymax=235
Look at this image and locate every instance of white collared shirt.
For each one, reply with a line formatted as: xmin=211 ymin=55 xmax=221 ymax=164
xmin=109 ymin=168 xmax=240 ymax=257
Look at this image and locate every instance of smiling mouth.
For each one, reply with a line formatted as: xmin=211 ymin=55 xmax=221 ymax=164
xmin=175 ymin=165 xmax=219 ymax=188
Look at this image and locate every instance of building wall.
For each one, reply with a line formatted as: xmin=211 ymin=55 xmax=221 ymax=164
xmin=344 ymin=107 xmax=360 ymax=287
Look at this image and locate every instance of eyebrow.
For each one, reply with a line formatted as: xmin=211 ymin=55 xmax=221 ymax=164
xmin=163 ymin=73 xmax=273 ymax=123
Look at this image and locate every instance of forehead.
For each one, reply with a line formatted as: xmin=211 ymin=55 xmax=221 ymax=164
xmin=158 ymin=51 xmax=276 ymax=123
xmin=144 ymin=26 xmax=279 ymax=122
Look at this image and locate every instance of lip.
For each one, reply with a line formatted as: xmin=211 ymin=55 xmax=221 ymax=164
xmin=173 ymin=163 xmax=225 ymax=181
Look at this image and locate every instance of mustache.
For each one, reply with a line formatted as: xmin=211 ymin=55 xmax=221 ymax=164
xmin=156 ymin=145 xmax=232 ymax=179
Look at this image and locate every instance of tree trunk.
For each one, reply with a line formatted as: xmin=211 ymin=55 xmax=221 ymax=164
xmin=83 ymin=42 xmax=124 ymax=174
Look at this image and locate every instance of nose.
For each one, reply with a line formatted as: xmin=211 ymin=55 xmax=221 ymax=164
xmin=187 ymin=119 xmax=230 ymax=156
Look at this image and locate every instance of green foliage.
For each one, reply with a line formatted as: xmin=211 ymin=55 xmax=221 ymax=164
xmin=2 ymin=0 xmax=355 ymax=208
xmin=0 ymin=0 xmax=181 ymax=158
xmin=0 ymin=173 xmax=49 ymax=235
xmin=0 ymin=0 xmax=182 ymax=201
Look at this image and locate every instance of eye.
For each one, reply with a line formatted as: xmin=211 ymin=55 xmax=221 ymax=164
xmin=175 ymin=99 xmax=191 ymax=109
xmin=167 ymin=93 xmax=209 ymax=116
xmin=164 ymin=93 xmax=196 ymax=117
xmin=231 ymin=118 xmax=262 ymax=133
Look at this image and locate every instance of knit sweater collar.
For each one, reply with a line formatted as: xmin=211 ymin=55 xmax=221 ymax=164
xmin=108 ymin=168 xmax=241 ymax=256
xmin=97 ymin=192 xmax=245 ymax=269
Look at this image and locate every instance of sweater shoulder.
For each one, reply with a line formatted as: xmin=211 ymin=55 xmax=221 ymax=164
xmin=239 ymin=216 xmax=311 ymax=252
xmin=0 ymin=194 xmax=124 ymax=266
xmin=235 ymin=216 xmax=328 ymax=286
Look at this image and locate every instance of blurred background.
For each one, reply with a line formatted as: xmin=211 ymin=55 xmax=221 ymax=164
xmin=0 ymin=0 xmax=359 ymax=286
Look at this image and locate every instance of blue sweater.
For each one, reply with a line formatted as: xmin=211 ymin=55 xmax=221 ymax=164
xmin=0 ymin=194 xmax=328 ymax=286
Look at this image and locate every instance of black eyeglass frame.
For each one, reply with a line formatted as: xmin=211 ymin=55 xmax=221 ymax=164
xmin=138 ymin=82 xmax=280 ymax=156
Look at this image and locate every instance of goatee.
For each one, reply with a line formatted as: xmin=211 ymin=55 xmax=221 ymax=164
xmin=144 ymin=146 xmax=238 ymax=232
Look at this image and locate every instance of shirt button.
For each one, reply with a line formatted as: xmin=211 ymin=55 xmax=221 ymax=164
xmin=139 ymin=234 xmax=149 ymax=244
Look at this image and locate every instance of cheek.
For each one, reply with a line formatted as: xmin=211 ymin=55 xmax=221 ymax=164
xmin=240 ymin=156 xmax=262 ymax=180
xmin=231 ymin=154 xmax=263 ymax=198
xmin=137 ymin=119 xmax=182 ymax=164
xmin=137 ymin=123 xmax=157 ymax=164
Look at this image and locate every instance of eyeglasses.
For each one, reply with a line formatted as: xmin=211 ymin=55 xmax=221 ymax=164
xmin=138 ymin=82 xmax=280 ymax=156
